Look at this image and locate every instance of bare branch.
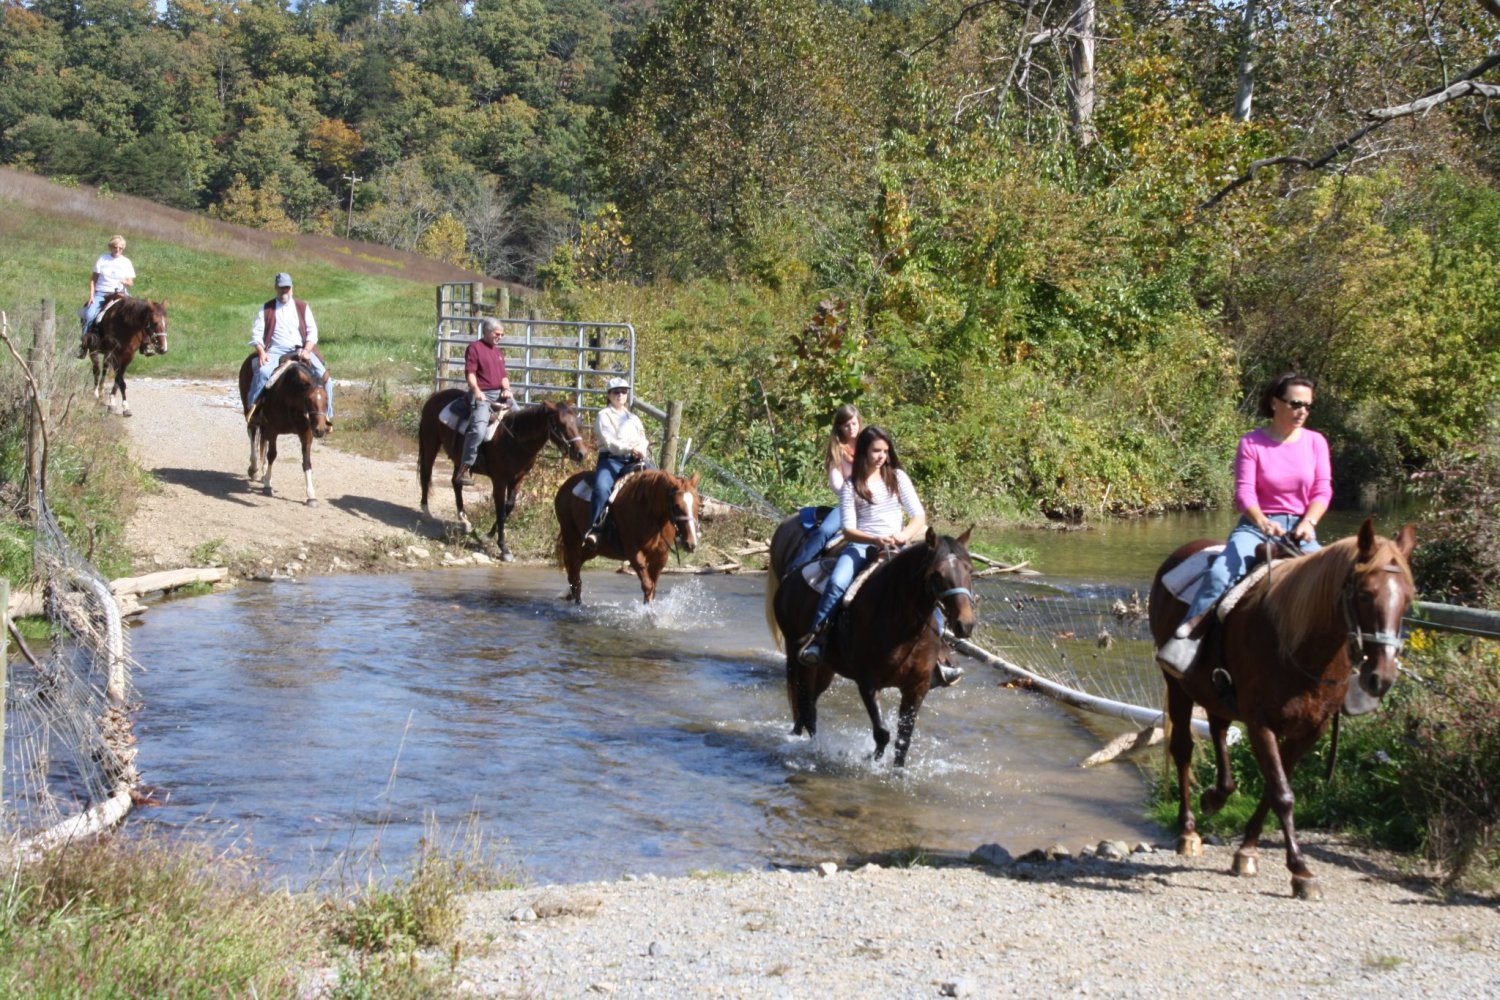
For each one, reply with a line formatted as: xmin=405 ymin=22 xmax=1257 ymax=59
xmin=1367 ymin=79 xmax=1500 ymax=120
xmin=1200 ymin=52 xmax=1500 ymax=212
xmin=0 ymin=311 xmax=50 ymax=498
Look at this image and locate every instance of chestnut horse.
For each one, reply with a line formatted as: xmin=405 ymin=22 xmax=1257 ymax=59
xmin=554 ymin=468 xmax=700 ymax=603
xmin=88 ymin=296 xmax=168 ymax=417
xmin=418 ymin=392 xmax=586 ymax=560
xmin=237 ymin=353 xmax=329 ymax=506
xmin=766 ymin=515 xmax=977 ymax=767
xmin=1148 ymin=518 xmax=1416 ymax=899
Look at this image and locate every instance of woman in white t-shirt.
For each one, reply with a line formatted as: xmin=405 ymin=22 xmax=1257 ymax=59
xmin=798 ymin=425 xmax=926 ymax=668
xmin=79 ymin=234 xmax=136 ymax=354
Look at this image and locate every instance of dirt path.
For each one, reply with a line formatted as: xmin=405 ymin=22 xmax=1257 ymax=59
xmin=121 ymin=377 xmax=440 ymax=570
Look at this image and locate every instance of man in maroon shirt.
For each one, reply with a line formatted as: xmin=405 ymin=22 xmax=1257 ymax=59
xmin=454 ymin=318 xmax=513 ymax=486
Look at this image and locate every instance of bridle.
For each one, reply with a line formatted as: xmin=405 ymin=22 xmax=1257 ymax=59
xmin=925 ymin=551 xmax=975 ymax=612
xmin=1342 ymin=564 xmax=1408 ymax=666
xmin=668 ymin=486 xmax=699 ymax=557
xmin=547 ymin=407 xmax=584 ymax=455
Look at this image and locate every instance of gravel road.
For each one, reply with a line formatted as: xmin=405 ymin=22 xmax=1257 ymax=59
xmin=450 ymin=837 xmax=1498 ymax=998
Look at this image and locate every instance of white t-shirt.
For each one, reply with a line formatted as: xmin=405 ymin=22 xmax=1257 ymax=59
xmin=93 ymin=253 xmax=136 ymax=295
xmin=249 ymin=299 xmax=319 ymax=354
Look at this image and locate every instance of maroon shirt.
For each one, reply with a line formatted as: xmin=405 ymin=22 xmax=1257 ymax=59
xmin=464 ymin=338 xmax=508 ymax=390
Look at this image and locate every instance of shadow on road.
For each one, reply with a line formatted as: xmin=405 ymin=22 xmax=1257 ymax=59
xmin=150 ymin=467 xmax=258 ymax=507
xmin=329 ymin=493 xmax=442 ymax=536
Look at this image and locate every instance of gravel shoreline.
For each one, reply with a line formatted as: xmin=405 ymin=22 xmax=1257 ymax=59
xmin=445 ymin=834 xmax=1499 ymax=998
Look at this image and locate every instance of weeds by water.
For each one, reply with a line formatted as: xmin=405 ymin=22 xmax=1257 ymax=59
xmin=0 ymin=817 xmax=522 ymax=999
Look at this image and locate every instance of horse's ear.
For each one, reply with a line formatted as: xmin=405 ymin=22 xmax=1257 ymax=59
xmin=688 ymin=472 xmax=700 ymax=489
xmin=1395 ymin=522 xmax=1417 ymax=559
xmin=1357 ymin=517 xmax=1377 ymax=557
xmin=159 ymin=298 xmax=168 ymax=309
xmin=956 ymin=525 xmax=973 ymax=547
xmin=320 ymin=371 xmax=330 ymax=385
xmin=925 ymin=526 xmax=937 ymax=547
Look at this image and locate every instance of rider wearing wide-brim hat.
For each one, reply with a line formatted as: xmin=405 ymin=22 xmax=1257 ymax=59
xmin=78 ymin=234 xmax=136 ymax=358
xmin=583 ymin=376 xmax=654 ymax=551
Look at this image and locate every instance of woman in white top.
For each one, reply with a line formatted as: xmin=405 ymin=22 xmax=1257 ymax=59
xmin=799 ymin=425 xmax=926 ymax=667
xmin=584 ymin=376 xmax=654 ymax=547
xmin=79 ymin=234 xmax=136 ymax=354
xmin=786 ymin=404 xmax=861 ymax=576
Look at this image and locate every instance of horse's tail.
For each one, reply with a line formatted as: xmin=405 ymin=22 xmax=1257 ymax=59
xmin=765 ymin=568 xmax=784 ymax=652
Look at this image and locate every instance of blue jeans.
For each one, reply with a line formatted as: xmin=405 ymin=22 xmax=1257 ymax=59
xmin=1184 ymin=512 xmax=1321 ymax=621
xmin=589 ymin=453 xmax=640 ymax=528
xmin=788 ymin=505 xmax=841 ymax=576
xmin=460 ymin=389 xmax=504 ymax=468
xmin=248 ymin=350 xmax=331 ymax=417
xmin=82 ymin=290 xmax=111 ymax=333
xmin=810 ymin=541 xmax=874 ymax=633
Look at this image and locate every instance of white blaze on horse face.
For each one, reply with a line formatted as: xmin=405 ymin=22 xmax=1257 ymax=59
xmin=680 ymin=491 xmax=699 ymax=549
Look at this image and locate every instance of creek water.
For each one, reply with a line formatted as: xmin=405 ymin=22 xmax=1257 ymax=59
xmin=126 ymin=507 xmax=1400 ymax=885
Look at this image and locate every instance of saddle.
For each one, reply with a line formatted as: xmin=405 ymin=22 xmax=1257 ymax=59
xmin=78 ymin=292 xmax=128 ymax=340
xmin=438 ymin=396 xmax=511 ymax=442
xmin=572 ymin=466 xmax=648 ymax=544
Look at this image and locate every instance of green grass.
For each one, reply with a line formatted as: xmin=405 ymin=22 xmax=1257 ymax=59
xmin=0 ymin=199 xmax=438 ymax=382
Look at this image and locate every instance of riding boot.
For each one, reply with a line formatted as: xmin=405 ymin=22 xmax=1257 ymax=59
xmin=453 ymin=464 xmax=473 ymax=487
xmin=76 ymin=332 xmax=95 ymax=360
xmin=797 ymin=622 xmax=828 ymax=668
xmin=1211 ymin=668 xmax=1238 ymax=715
xmin=931 ymin=650 xmax=964 ymax=688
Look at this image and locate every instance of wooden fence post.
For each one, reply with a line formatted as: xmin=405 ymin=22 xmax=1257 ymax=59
xmin=499 ymin=287 xmax=510 ymax=318
xmin=23 ymin=300 xmax=54 ymax=518
xmin=660 ymin=400 xmax=683 ymax=474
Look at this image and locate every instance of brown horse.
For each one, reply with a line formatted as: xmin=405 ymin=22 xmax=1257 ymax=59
xmin=1148 ymin=518 xmax=1416 ymax=898
xmin=554 ymin=468 xmax=701 ymax=603
xmin=237 ymin=353 xmax=330 ymax=506
xmin=88 ymin=296 xmax=168 ymax=417
xmin=418 ymin=392 xmax=586 ymax=560
xmin=767 ymin=515 xmax=977 ymax=767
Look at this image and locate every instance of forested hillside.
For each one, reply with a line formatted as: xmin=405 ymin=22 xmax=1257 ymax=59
xmin=4 ymin=0 xmax=1498 ymax=519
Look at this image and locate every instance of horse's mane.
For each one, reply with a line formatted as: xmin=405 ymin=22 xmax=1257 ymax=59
xmin=1262 ymin=534 xmax=1414 ymax=657
xmin=616 ymin=469 xmax=690 ymax=517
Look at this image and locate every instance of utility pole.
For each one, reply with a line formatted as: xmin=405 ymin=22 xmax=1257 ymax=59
xmin=343 ymin=173 xmax=362 ymax=238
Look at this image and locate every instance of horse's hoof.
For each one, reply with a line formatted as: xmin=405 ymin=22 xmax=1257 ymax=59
xmin=263 ymin=486 xmax=273 ymax=496
xmin=1231 ymin=851 xmax=1258 ymax=877
xmin=1200 ymin=788 xmax=1230 ymax=817
xmin=1177 ymin=832 xmax=1203 ymax=857
xmin=306 ymin=498 xmax=319 ymax=508
xmin=121 ymin=410 xmax=132 ymax=418
xmin=1291 ymin=875 xmax=1323 ymax=900
xmin=500 ymin=549 xmax=514 ymax=563
xmin=419 ymin=504 xmax=431 ymax=518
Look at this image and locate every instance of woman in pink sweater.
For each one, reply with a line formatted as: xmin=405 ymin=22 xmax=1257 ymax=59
xmin=1157 ymin=373 xmax=1332 ymax=677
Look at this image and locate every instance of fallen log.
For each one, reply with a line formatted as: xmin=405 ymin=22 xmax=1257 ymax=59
xmin=659 ymin=561 xmax=742 ymax=575
xmin=7 ymin=588 xmax=44 ymax=618
xmin=110 ymin=567 xmax=227 ymax=598
xmin=1081 ymin=725 xmax=1163 ymax=767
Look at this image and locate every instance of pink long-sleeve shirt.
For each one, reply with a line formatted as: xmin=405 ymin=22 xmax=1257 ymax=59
xmin=1233 ymin=427 xmax=1333 ymax=516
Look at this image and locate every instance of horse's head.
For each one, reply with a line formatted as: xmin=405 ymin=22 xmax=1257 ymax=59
xmin=1343 ymin=519 xmax=1417 ymax=709
xmin=293 ymin=365 xmax=331 ymax=439
xmin=669 ymin=471 xmax=701 ymax=552
xmin=148 ymin=299 xmax=168 ymax=355
xmin=547 ymin=401 xmax=587 ymax=463
xmin=924 ymin=525 xmax=977 ymax=639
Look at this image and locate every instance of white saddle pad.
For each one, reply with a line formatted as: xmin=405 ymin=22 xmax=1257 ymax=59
xmin=438 ymin=398 xmax=507 ymax=443
xmin=570 ymin=470 xmax=640 ymax=505
xmin=1161 ymin=546 xmax=1223 ymax=602
xmin=798 ymin=546 xmax=883 ymax=608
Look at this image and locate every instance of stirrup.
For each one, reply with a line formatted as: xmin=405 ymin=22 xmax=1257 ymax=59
xmin=1211 ymin=668 xmax=1238 ymax=713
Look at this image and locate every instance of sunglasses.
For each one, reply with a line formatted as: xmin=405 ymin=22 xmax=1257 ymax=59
xmin=1278 ymin=397 xmax=1313 ymax=411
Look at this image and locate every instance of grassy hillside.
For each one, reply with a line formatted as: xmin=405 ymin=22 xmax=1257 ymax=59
xmin=0 ymin=172 xmax=489 ymax=382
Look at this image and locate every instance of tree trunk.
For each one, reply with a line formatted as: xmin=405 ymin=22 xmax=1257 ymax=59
xmin=1233 ymin=0 xmax=1260 ymax=122
xmin=1068 ymin=0 xmax=1097 ymax=147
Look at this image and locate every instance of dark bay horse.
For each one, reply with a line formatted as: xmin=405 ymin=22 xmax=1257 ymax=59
xmin=238 ymin=353 xmax=329 ymax=506
xmin=88 ymin=296 xmax=168 ymax=417
xmin=767 ymin=516 xmax=977 ymax=767
xmin=1148 ymin=518 xmax=1416 ymax=899
xmin=554 ymin=469 xmax=701 ymax=603
xmin=418 ymin=392 xmax=586 ymax=560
